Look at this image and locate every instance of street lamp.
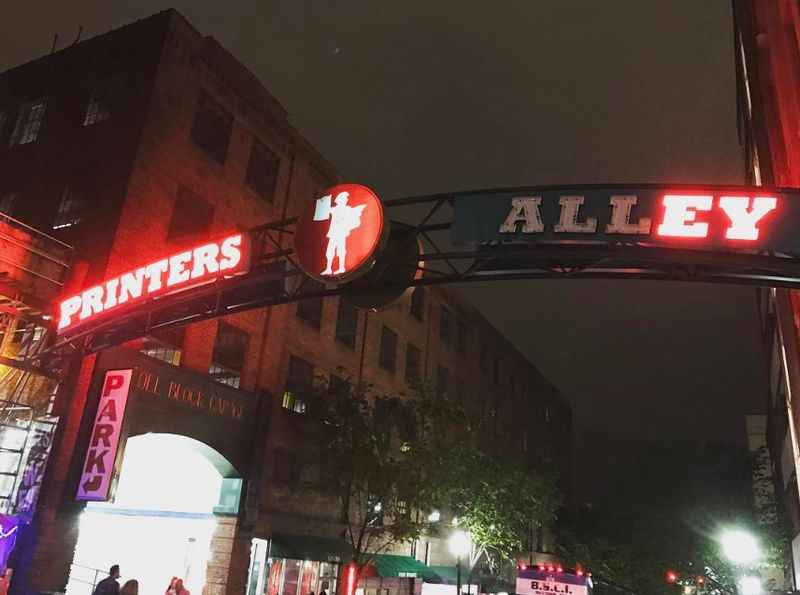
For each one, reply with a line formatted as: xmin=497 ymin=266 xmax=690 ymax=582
xmin=449 ymin=530 xmax=471 ymax=595
xmin=719 ymin=529 xmax=761 ymax=566
xmin=738 ymin=575 xmax=763 ymax=595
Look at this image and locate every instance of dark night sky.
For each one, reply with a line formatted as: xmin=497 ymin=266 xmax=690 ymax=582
xmin=2 ymin=2 xmax=763 ymax=498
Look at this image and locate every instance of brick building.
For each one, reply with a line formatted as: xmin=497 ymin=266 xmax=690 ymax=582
xmin=0 ymin=10 xmax=571 ymax=595
xmin=735 ymin=1 xmax=800 ymax=588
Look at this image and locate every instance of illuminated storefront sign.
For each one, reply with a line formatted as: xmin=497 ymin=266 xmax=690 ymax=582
xmin=516 ymin=569 xmax=590 ymax=595
xmin=294 ymin=184 xmax=386 ymax=283
xmin=451 ymin=186 xmax=800 ymax=254
xmin=76 ymin=369 xmax=132 ymax=501
xmin=58 ymin=233 xmax=250 ymax=333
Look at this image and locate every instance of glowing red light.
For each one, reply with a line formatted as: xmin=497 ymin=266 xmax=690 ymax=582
xmin=294 ymin=183 xmax=386 ymax=283
xmin=556 ymin=566 xmax=563 ymax=573
xmin=666 ymin=571 xmax=678 ymax=584
xmin=346 ymin=564 xmax=357 ymax=595
xmin=576 ymin=570 xmax=584 ymax=577
xmin=696 ymin=576 xmax=705 ymax=585
xmin=58 ymin=233 xmax=249 ymax=332
xmin=519 ymin=564 xmax=527 ymax=571
xmin=537 ymin=565 xmax=545 ymax=572
xmin=719 ymin=195 xmax=777 ymax=240
xmin=657 ymin=195 xmax=713 ymax=238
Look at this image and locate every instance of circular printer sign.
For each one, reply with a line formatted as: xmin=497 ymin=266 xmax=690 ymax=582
xmin=294 ymin=184 xmax=387 ymax=283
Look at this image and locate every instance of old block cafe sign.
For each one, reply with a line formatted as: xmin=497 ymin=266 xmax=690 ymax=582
xmin=76 ymin=369 xmax=132 ymax=501
xmin=451 ymin=185 xmax=800 ymax=255
xmin=294 ymin=183 xmax=386 ymax=283
xmin=58 ymin=233 xmax=250 ymax=333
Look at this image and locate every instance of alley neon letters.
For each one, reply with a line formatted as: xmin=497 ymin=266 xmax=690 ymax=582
xmin=499 ymin=194 xmax=777 ymax=241
xmin=58 ymin=234 xmax=248 ymax=332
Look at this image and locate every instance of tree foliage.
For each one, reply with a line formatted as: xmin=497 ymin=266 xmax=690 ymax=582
xmin=440 ymin=446 xmax=561 ymax=573
xmin=301 ymin=376 xmax=562 ymax=583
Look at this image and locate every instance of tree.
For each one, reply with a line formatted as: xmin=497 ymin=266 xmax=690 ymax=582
xmin=301 ymin=376 xmax=563 ymax=594
xmin=440 ymin=447 xmax=561 ymax=576
xmin=302 ymin=378 xmax=466 ymax=592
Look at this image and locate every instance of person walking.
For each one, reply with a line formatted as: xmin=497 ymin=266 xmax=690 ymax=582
xmin=173 ymin=578 xmax=190 ymax=595
xmin=92 ymin=565 xmax=121 ymax=595
xmin=166 ymin=577 xmax=178 ymax=595
xmin=120 ymin=580 xmax=138 ymax=595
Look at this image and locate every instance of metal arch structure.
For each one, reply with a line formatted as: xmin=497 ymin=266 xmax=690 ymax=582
xmin=29 ymin=183 xmax=800 ymax=370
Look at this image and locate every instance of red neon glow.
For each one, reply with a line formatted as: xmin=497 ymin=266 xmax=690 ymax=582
xmin=556 ymin=566 xmax=563 ymax=573
xmin=666 ymin=571 xmax=678 ymax=584
xmin=719 ymin=196 xmax=777 ymax=240
xmin=537 ymin=565 xmax=545 ymax=572
xmin=294 ymin=184 xmax=385 ymax=283
xmin=576 ymin=570 xmax=584 ymax=577
xmin=345 ymin=564 xmax=357 ymax=595
xmin=58 ymin=233 xmax=248 ymax=332
xmin=657 ymin=195 xmax=713 ymax=238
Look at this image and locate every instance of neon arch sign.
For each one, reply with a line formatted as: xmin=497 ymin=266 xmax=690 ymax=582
xmin=57 ymin=233 xmax=249 ymax=333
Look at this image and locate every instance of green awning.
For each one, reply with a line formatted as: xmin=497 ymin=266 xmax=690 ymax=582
xmin=370 ymin=555 xmax=441 ymax=582
xmin=269 ymin=533 xmax=353 ymax=563
xmin=427 ymin=566 xmax=458 ymax=584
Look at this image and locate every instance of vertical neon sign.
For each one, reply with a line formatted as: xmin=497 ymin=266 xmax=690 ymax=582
xmin=76 ymin=369 xmax=133 ymax=501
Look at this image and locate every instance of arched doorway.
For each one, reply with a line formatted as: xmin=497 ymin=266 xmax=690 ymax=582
xmin=67 ymin=433 xmax=242 ymax=595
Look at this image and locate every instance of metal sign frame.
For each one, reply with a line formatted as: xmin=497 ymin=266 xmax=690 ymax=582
xmin=29 ymin=184 xmax=800 ymax=367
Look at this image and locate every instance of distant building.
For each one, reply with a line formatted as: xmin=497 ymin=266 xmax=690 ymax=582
xmin=745 ymin=415 xmax=789 ymax=590
xmin=0 ymin=10 xmax=572 ymax=595
xmin=735 ymin=1 xmax=800 ymax=589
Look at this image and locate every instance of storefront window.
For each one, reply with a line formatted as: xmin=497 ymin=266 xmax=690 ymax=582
xmin=247 ymin=539 xmax=269 ymax=595
xmin=265 ymin=558 xmax=338 ymax=595
xmin=282 ymin=560 xmax=302 ymax=595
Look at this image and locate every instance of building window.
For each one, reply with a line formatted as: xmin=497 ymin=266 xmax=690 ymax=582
xmin=0 ymin=193 xmax=16 ymax=217
xmin=9 ymin=98 xmax=46 ymax=146
xmin=83 ymin=80 xmax=115 ymax=126
xmin=141 ymin=327 xmax=185 ymax=366
xmin=52 ymin=186 xmax=83 ymax=230
xmin=439 ymin=306 xmax=452 ymax=344
xmin=296 ymin=280 xmax=324 ymax=328
xmin=245 ymin=140 xmax=280 ymax=201
xmin=437 ymin=365 xmax=448 ymax=398
xmin=379 ymin=326 xmax=398 ymax=373
xmin=405 ymin=343 xmax=421 ymax=385
xmin=208 ymin=321 xmax=249 ymax=389
xmin=273 ymin=449 xmax=299 ymax=485
xmin=335 ymin=296 xmax=358 ymax=349
xmin=456 ymin=321 xmax=467 ymax=355
xmin=410 ymin=287 xmax=425 ymax=321
xmin=283 ymin=355 xmax=313 ymax=414
xmin=191 ymin=92 xmax=232 ymax=164
xmin=167 ymin=186 xmax=214 ymax=240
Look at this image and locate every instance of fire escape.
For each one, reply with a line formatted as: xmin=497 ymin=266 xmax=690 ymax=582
xmin=0 ymin=212 xmax=72 ymax=517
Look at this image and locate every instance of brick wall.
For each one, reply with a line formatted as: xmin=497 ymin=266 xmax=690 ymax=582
xmin=1 ymin=9 xmax=572 ymax=593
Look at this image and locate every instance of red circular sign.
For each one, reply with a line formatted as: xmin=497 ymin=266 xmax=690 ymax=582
xmin=294 ymin=184 xmax=386 ymax=283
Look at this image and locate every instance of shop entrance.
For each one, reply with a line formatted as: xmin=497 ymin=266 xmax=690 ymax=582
xmin=66 ymin=433 xmax=241 ymax=595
